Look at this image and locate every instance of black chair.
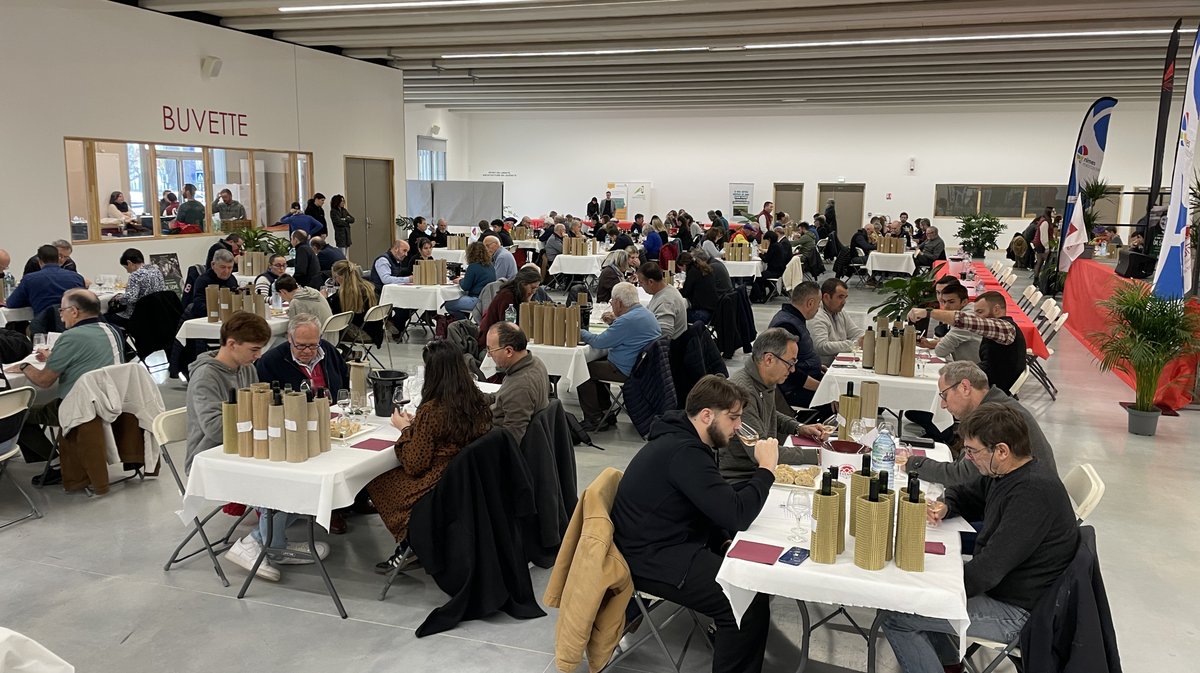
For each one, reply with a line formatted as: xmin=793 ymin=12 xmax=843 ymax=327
xmin=669 ymin=321 xmax=727 ymax=408
xmin=126 ymin=291 xmax=183 ymax=364
xmin=518 ymin=400 xmax=578 ymax=568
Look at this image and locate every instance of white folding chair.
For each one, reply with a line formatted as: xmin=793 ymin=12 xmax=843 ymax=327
xmin=1016 ymin=285 xmax=1037 ymax=311
xmin=155 ymin=408 xmax=249 ymax=587
xmin=1063 ymin=463 xmax=1105 ymax=522
xmin=1023 ymin=290 xmax=1043 ymax=319
xmin=1034 ymin=297 xmax=1058 ymax=326
xmin=320 ymin=311 xmax=354 ymax=347
xmin=1010 ymin=367 xmax=1031 ymax=400
xmin=356 ymin=303 xmax=393 ymax=368
xmin=1000 ymin=272 xmax=1017 ymax=290
xmin=0 ymin=387 xmax=43 ymax=529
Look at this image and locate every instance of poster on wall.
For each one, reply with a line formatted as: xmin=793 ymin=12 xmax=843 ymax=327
xmin=729 ymin=183 xmax=754 ymax=218
xmin=626 ymin=182 xmax=652 ymax=220
xmin=151 ymin=253 xmax=183 ymax=297
xmin=606 ymin=182 xmax=629 ymax=220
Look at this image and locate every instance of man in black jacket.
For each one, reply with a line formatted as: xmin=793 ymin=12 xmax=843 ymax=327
xmin=290 ymin=230 xmax=322 ymax=289
xmin=767 ymin=281 xmax=824 ymax=409
xmin=254 ymin=314 xmax=348 ymax=394
xmin=880 ymin=403 xmax=1077 ymax=673
xmin=205 ymin=233 xmax=243 ymax=271
xmin=611 ymin=375 xmax=778 ymax=673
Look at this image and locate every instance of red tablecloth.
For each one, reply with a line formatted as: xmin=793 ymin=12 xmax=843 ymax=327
xmin=934 ymin=261 xmax=1050 ymax=359
xmin=1063 ymin=259 xmax=1198 ymax=410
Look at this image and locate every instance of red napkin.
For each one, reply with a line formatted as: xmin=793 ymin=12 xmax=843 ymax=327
xmin=927 ymin=357 xmax=946 ymax=364
xmin=834 ymin=355 xmax=855 ymax=362
xmin=910 ymin=449 xmax=927 ymax=457
xmin=352 ymin=438 xmax=394 ymax=451
xmin=791 ymin=435 xmax=823 ymax=448
xmin=727 ymin=540 xmax=785 ymax=565
xmin=925 ymin=541 xmax=947 ymax=555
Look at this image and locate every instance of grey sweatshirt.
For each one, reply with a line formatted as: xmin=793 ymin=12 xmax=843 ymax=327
xmin=719 ymin=363 xmax=817 ymax=481
xmin=908 ymin=386 xmax=1058 ymax=487
xmin=185 ymin=351 xmax=259 ymax=471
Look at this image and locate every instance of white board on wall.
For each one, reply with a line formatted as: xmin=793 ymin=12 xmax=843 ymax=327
xmin=626 ymin=182 xmax=652 ymax=219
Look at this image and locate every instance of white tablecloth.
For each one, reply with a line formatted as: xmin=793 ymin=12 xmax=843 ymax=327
xmin=233 ymin=273 xmax=256 ymax=286
xmin=180 ymin=424 xmax=403 ymax=532
xmin=549 ymin=254 xmax=605 ymax=277
xmin=866 ymin=252 xmax=917 ymax=275
xmin=378 ymin=283 xmax=463 ymax=312
xmin=480 ymin=343 xmax=592 ymax=390
xmin=175 ymin=316 xmax=290 ymax=344
xmin=812 ymin=358 xmax=955 ymax=430
xmin=431 ymin=248 xmax=466 ymax=264
xmin=723 ymin=260 xmax=764 ymax=279
xmin=515 ymin=239 xmax=543 ymax=252
xmin=0 ymin=291 xmax=116 ymax=328
xmin=716 ymin=484 xmax=969 ymax=654
xmin=2 ymin=356 xmax=58 ymax=404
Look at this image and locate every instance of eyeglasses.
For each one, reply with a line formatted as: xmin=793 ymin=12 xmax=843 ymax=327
xmin=937 ymin=382 xmax=960 ymax=401
xmin=58 ymin=306 xmax=78 ymax=314
xmin=770 ymin=352 xmax=797 ymax=371
xmin=290 ymin=341 xmax=319 ymax=351
xmin=962 ymin=443 xmax=994 ymax=457
xmin=271 ymin=263 xmax=287 ymax=269
xmin=486 ymin=345 xmax=511 ymax=354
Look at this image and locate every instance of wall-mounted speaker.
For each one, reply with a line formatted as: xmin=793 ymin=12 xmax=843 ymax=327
xmin=201 ymin=56 xmax=223 ymax=79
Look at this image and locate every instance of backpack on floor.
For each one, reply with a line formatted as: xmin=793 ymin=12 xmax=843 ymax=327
xmin=564 ymin=410 xmax=603 ymax=450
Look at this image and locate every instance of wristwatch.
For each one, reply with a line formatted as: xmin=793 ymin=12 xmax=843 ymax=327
xmin=19 ymin=363 xmax=30 ymax=371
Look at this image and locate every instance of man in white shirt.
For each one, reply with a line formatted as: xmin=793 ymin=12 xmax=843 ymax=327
xmin=808 ymin=278 xmax=865 ymax=366
xmin=636 ymin=262 xmax=687 ymax=339
xmin=484 ymin=235 xmax=517 ymax=281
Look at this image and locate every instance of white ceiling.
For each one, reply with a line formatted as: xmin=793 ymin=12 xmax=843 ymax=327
xmin=137 ymin=0 xmax=1200 ymax=113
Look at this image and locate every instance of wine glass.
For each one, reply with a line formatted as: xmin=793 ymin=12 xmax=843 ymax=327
xmin=735 ymin=422 xmax=760 ymax=446
xmin=785 ymin=489 xmax=811 ymax=544
xmin=849 ymin=419 xmax=867 ymax=449
xmin=392 ymin=387 xmax=410 ymax=415
xmin=32 ymin=334 xmax=47 ymax=351
xmin=336 ymin=389 xmax=351 ymax=417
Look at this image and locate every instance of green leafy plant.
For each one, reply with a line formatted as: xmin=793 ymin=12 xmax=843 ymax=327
xmin=1079 ymin=178 xmax=1111 ymax=240
xmin=1090 ymin=280 xmax=1200 ymax=411
xmin=233 ymin=227 xmax=288 ymax=255
xmin=955 ymin=212 xmax=1005 ymax=258
xmin=869 ymin=266 xmax=938 ymax=321
xmin=1189 ymin=177 xmax=1200 ymax=299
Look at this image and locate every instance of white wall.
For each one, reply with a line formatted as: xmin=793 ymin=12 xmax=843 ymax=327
xmin=404 ymin=104 xmax=469 ymax=187
xmin=0 ymin=0 xmax=405 ymax=277
xmin=458 ymin=103 xmax=1172 ymax=247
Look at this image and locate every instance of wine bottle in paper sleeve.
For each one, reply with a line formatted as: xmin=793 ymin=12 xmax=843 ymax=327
xmin=873 ymin=328 xmax=891 ymax=375
xmin=853 ymin=478 xmax=889 ymax=571
xmin=316 ymin=388 xmax=331 ymax=453
xmin=218 ymin=287 xmax=234 ymax=322
xmin=861 ymin=326 xmax=876 ymax=369
xmin=899 ymin=327 xmax=917 ymax=377
xmin=222 ymin=388 xmax=239 ymax=454
xmin=895 ymin=473 xmax=927 ymax=572
xmin=836 ymin=382 xmax=860 ymax=441
xmin=849 ymin=453 xmax=874 ymax=536
xmin=236 ymin=388 xmax=253 ymax=457
xmin=251 ymin=386 xmax=271 ymax=459
xmin=283 ymin=391 xmax=309 ymax=463
xmin=349 ymin=360 xmax=369 ymax=413
xmin=886 ymin=328 xmax=903 ymax=376
xmin=268 ymin=390 xmax=286 ymax=462
xmin=206 ymin=286 xmax=220 ymax=323
xmin=306 ymin=389 xmax=321 ymax=459
xmin=810 ymin=472 xmax=840 ymax=564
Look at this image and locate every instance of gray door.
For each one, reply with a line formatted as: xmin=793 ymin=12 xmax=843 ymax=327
xmin=818 ymin=183 xmax=866 ymax=240
xmin=773 ymin=183 xmax=804 ymax=222
xmin=344 ymin=157 xmax=395 ymax=269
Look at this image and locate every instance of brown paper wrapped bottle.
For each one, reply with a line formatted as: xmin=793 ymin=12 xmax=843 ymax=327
xmin=886 ymin=329 xmax=903 ymax=375
xmin=519 ymin=302 xmax=532 ymax=337
xmin=206 ymin=286 xmax=220 ymax=323
xmin=540 ymin=303 xmax=554 ymax=345
xmin=349 ymin=360 xmax=368 ymax=413
xmin=222 ymin=388 xmax=239 ymax=454
xmin=251 ymin=387 xmax=271 ymax=459
xmin=267 ymin=391 xmax=286 ymax=462
xmin=306 ymin=391 xmax=321 ymax=458
xmin=836 ymin=382 xmax=861 ymax=441
xmin=861 ymin=327 xmax=876 ymax=369
xmin=859 ymin=381 xmax=880 ymax=424
xmin=218 ymin=287 xmax=233 ymax=323
xmin=874 ymin=329 xmax=891 ymax=375
xmin=316 ymin=390 xmax=331 ymax=453
xmin=236 ymin=388 xmax=253 ymax=458
xmin=552 ymin=305 xmax=566 ymax=346
xmin=810 ymin=474 xmax=840 ymax=564
xmin=283 ymin=391 xmax=309 ymax=463
xmin=899 ymin=327 xmax=917 ymax=377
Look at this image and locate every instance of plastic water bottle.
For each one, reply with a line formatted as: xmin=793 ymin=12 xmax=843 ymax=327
xmin=871 ymin=422 xmax=897 ymax=475
xmin=504 ymin=304 xmax=517 ymax=324
xmin=2 ymin=271 xmax=14 ymax=300
xmin=271 ymin=292 xmax=283 ymax=310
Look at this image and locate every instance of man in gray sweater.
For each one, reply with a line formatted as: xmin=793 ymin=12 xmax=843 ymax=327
xmin=898 ymin=360 xmax=1057 ymax=486
xmin=719 ymin=328 xmax=832 ymax=481
xmin=809 ymin=278 xmax=865 ymax=366
xmin=636 ymin=262 xmax=688 ymax=339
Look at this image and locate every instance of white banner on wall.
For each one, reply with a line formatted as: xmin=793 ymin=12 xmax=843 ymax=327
xmin=626 ymin=182 xmax=651 ymax=220
xmin=605 ymin=182 xmax=629 ymax=220
xmin=729 ymin=183 xmax=754 ymax=217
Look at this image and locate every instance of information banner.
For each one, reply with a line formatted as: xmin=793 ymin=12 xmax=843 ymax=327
xmin=729 ymin=183 xmax=754 ymax=218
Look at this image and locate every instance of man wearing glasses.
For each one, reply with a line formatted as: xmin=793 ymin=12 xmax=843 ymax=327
xmin=254 ymin=314 xmax=349 ymax=397
xmin=718 ymin=327 xmax=831 ymax=482
xmin=897 ymin=361 xmax=1057 ymax=486
xmin=880 ymin=403 xmax=1077 ymax=673
xmin=484 ymin=321 xmax=549 ymax=445
xmin=5 ymin=289 xmax=123 ymax=485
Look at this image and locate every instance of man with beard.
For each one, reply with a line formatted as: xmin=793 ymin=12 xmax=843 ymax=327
xmin=611 ymin=375 xmax=778 ymax=673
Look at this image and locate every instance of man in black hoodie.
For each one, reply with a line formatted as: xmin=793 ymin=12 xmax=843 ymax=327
xmin=611 ymin=375 xmax=778 ymax=673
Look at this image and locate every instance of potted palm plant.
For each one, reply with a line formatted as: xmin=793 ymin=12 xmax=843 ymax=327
xmin=1091 ymin=280 xmax=1200 ymax=436
xmin=955 ymin=212 xmax=1004 ymax=259
xmin=1079 ymin=178 xmax=1111 ymax=259
xmin=868 ymin=267 xmax=938 ymax=321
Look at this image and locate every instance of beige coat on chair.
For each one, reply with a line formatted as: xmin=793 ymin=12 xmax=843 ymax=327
xmin=543 ymin=467 xmax=634 ymax=673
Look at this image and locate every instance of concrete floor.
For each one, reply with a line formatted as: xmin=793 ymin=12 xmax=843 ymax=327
xmin=0 ymin=254 xmax=1194 ymax=673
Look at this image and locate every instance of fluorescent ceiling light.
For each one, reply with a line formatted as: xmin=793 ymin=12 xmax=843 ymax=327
xmin=441 ymin=46 xmax=710 ymax=59
xmin=746 ymin=28 xmax=1196 ymax=50
xmin=280 ymin=0 xmax=540 ymax=13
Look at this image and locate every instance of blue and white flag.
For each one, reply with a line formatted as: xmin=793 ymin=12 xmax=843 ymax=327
xmin=1059 ymin=97 xmax=1118 ymax=272
xmin=1153 ymin=27 xmax=1200 ymax=299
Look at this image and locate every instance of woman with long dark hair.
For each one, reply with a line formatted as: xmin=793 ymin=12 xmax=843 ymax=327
xmin=477 ymin=266 xmax=541 ymax=348
xmin=329 ymin=194 xmax=354 ymax=251
xmin=367 ymin=339 xmax=493 ymax=571
xmin=107 ymin=191 xmax=148 ymax=235
xmin=304 ymin=193 xmax=328 ymax=237
xmin=679 ymin=251 xmax=719 ymax=323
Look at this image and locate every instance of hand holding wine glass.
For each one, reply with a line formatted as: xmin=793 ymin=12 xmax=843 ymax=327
xmin=753 ymin=438 xmax=779 ymax=472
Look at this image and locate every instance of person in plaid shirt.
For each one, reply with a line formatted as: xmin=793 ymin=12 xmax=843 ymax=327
xmin=909 ymin=291 xmax=1026 ymax=394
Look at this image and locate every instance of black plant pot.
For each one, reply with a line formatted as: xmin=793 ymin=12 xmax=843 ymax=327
xmin=969 ymin=246 xmax=986 ymax=259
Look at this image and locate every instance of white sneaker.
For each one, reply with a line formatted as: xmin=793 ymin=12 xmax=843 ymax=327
xmin=224 ymin=535 xmax=281 ymax=582
xmin=273 ymin=540 xmax=331 ymax=565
